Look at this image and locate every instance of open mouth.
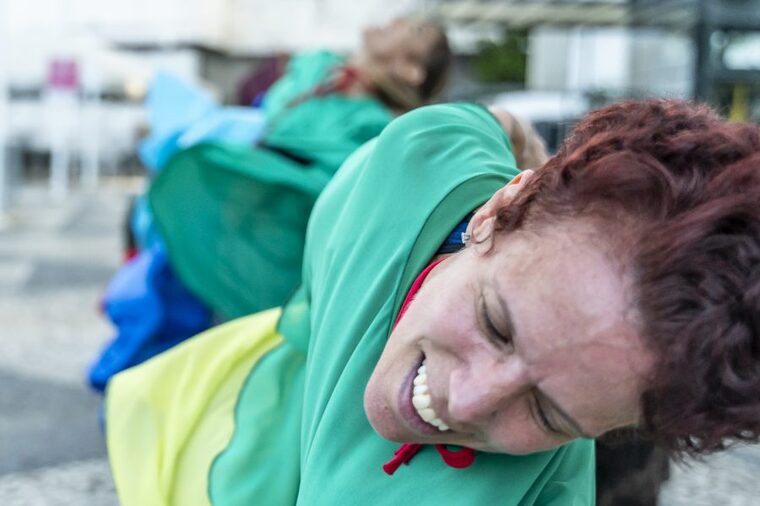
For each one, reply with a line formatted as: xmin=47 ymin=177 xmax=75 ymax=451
xmin=412 ymin=360 xmax=450 ymax=431
xmin=400 ymin=353 xmax=450 ymax=434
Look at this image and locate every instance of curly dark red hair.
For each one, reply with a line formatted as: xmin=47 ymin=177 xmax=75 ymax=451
xmin=497 ymin=99 xmax=760 ymax=456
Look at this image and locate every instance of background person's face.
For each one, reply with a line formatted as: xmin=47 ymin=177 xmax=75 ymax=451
xmin=362 ymin=18 xmax=439 ymax=68
xmin=365 ymin=214 xmax=654 ymax=455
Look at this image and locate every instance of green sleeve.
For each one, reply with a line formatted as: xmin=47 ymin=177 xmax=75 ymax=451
xmin=531 ymin=440 xmax=596 ymax=505
xmin=287 ymin=102 xmax=595 ymax=505
xmin=261 ymin=50 xmax=344 ymax=120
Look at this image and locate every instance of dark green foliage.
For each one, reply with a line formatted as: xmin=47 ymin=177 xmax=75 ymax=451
xmin=472 ymin=30 xmax=528 ymax=84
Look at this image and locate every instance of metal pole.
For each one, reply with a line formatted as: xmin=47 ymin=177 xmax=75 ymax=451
xmin=81 ymin=69 xmax=101 ymax=190
xmin=48 ymin=87 xmax=72 ymax=200
xmin=693 ymin=0 xmax=711 ymax=102
xmin=0 ymin=0 xmax=9 ymax=219
xmin=48 ymin=1 xmax=74 ymax=201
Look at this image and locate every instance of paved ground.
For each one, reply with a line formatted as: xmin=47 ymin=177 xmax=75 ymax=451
xmin=659 ymin=445 xmax=760 ymax=506
xmin=0 ymin=181 xmax=131 ymax=505
xmin=0 ymin=179 xmax=758 ymax=505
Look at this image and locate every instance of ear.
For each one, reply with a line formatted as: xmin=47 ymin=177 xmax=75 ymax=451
xmin=466 ymin=170 xmax=534 ymax=253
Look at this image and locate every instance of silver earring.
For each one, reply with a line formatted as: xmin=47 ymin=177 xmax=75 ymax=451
xmin=461 ymin=232 xmax=472 ymax=246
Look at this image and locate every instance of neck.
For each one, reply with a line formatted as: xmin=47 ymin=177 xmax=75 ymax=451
xmin=346 ymin=53 xmax=380 ymax=96
xmin=343 ymin=77 xmax=372 ymax=97
xmin=349 ymin=52 xmax=421 ymax=113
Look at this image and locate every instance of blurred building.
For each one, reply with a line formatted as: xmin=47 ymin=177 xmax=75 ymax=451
xmin=1 ymin=0 xmax=760 ymax=186
xmin=633 ymin=0 xmax=760 ymax=121
xmin=0 ymin=0 xmax=427 ymax=192
xmin=433 ymin=0 xmax=760 ymax=150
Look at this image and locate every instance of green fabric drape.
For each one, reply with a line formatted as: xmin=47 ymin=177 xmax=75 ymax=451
xmin=149 ymin=51 xmax=392 ymax=319
xmin=213 ymin=103 xmax=595 ymax=504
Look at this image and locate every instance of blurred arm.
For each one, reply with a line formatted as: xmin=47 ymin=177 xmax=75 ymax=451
xmin=488 ymin=106 xmax=549 ymax=170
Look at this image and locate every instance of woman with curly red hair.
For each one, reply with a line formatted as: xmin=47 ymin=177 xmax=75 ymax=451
xmin=106 ymin=99 xmax=760 ymax=505
xmin=480 ymin=99 xmax=760 ymax=456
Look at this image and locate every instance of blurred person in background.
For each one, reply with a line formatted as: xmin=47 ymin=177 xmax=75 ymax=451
xmin=489 ymin=107 xmax=550 ymax=170
xmin=149 ymin=16 xmax=452 ymax=321
xmin=106 ymin=99 xmax=760 ymax=505
xmin=236 ymin=53 xmax=290 ymax=107
xmin=88 ymin=17 xmax=452 ymax=392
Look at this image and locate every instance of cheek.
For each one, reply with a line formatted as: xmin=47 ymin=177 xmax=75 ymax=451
xmin=541 ymin=346 xmax=648 ymax=433
xmin=431 ymin=294 xmax=473 ymax=340
xmin=480 ymin=398 xmax=572 ymax=455
xmin=402 ymin=288 xmax=474 ymax=348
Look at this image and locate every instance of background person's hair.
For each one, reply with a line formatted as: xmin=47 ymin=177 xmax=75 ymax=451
xmin=494 ymin=99 xmax=760 ymax=457
xmin=417 ymin=23 xmax=451 ymax=103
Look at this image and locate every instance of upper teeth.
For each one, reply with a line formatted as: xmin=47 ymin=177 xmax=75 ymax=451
xmin=412 ymin=362 xmax=449 ymax=431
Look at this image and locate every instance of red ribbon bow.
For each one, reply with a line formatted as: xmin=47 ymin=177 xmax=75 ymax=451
xmin=382 ymin=443 xmax=476 ymax=476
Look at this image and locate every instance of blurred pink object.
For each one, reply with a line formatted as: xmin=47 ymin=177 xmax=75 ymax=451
xmin=47 ymin=58 xmax=80 ymax=91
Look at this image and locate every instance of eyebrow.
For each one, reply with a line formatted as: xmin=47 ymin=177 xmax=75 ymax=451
xmin=493 ymin=288 xmax=593 ymax=440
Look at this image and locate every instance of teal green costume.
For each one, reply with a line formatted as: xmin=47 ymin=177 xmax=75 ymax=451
xmin=149 ymin=51 xmax=393 ymax=319
xmin=107 ymin=103 xmax=595 ymax=505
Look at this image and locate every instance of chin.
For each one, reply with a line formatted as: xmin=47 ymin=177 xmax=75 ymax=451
xmin=365 ymin=405 xmax=405 ymax=442
xmin=485 ymin=441 xmax=563 ymax=456
xmin=367 ymin=416 xmax=408 ymax=443
xmin=364 ymin=382 xmax=404 ymax=442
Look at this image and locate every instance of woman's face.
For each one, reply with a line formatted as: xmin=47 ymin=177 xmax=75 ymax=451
xmin=364 ymin=178 xmax=654 ymax=455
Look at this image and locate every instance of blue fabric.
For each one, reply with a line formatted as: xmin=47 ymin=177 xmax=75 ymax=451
xmin=138 ymin=72 xmax=216 ymax=172
xmin=437 ymin=214 xmax=472 ymax=254
xmin=130 ymin=194 xmax=164 ymax=252
xmin=138 ymin=71 xmax=267 ymax=173
xmin=88 ymin=243 xmax=213 ymax=392
xmin=177 ymin=106 xmax=266 ymax=148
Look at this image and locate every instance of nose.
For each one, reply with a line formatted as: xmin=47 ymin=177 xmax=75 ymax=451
xmin=447 ymin=360 xmax=529 ymax=425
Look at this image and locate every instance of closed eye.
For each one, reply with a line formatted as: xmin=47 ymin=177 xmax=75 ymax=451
xmin=479 ymin=295 xmax=513 ymax=349
xmin=531 ymin=393 xmax=563 ymax=435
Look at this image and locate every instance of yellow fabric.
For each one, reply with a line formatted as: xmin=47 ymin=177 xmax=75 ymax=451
xmin=106 ymin=308 xmax=283 ymax=506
